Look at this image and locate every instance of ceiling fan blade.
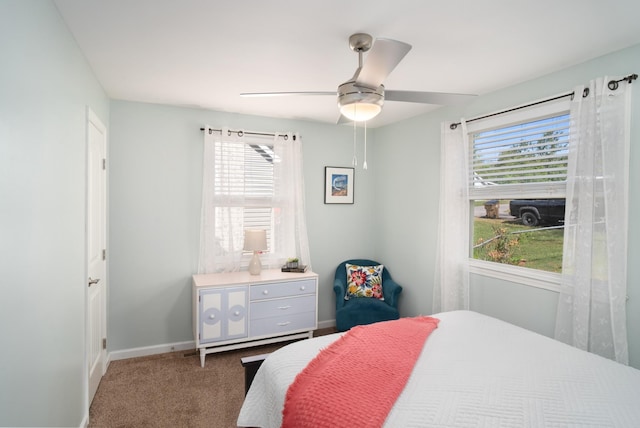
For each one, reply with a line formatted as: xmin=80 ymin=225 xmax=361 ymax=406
xmin=385 ymin=90 xmax=477 ymax=105
xmin=355 ymin=38 xmax=411 ymax=88
xmin=240 ymin=91 xmax=335 ymax=97
xmin=336 ymin=114 xmax=351 ymax=125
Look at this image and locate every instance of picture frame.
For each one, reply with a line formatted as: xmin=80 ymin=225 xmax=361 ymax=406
xmin=324 ymin=166 xmax=354 ymax=204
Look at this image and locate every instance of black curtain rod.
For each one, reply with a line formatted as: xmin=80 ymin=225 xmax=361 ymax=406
xmin=199 ymin=127 xmax=296 ymax=141
xmin=450 ymin=73 xmax=637 ymax=130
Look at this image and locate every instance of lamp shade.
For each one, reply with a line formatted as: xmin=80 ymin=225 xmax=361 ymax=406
xmin=243 ymin=229 xmax=267 ymax=252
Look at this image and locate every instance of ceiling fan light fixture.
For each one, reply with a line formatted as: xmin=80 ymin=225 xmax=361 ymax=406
xmin=340 ymin=102 xmax=382 ymax=122
xmin=338 ymin=81 xmax=384 ymax=122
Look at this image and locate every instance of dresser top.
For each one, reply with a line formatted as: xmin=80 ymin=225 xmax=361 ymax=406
xmin=193 ymin=269 xmax=317 ymax=288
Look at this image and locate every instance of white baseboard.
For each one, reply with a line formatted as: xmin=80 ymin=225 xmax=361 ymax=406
xmin=109 ymin=340 xmax=195 ymax=361
xmin=318 ymin=319 xmax=336 ymax=330
xmin=108 ymin=321 xmax=336 ymax=362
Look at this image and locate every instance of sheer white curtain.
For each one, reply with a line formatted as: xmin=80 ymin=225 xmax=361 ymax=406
xmin=198 ymin=127 xmax=311 ymax=274
xmin=272 ymin=132 xmax=312 ymax=270
xmin=555 ymin=77 xmax=632 ymax=364
xmin=433 ymin=120 xmax=470 ymax=313
xmin=198 ymin=127 xmax=244 ymax=273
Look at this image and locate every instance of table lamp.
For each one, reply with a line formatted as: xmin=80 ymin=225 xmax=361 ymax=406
xmin=244 ymin=229 xmax=267 ymax=275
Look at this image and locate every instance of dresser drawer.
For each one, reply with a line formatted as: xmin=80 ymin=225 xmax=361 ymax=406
xmin=249 ymin=311 xmax=316 ymax=337
xmin=250 ymin=279 xmax=316 ymax=301
xmin=250 ymin=294 xmax=315 ymax=320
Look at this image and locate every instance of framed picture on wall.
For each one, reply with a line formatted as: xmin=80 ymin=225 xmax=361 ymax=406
xmin=324 ymin=166 xmax=354 ymax=204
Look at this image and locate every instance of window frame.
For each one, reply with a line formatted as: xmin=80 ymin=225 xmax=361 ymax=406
xmin=466 ymin=96 xmax=571 ymax=292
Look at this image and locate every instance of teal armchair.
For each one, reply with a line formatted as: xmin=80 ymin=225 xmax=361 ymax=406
xmin=333 ymin=259 xmax=402 ymax=332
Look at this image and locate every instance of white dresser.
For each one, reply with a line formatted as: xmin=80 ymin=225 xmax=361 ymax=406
xmin=192 ymin=269 xmax=318 ymax=367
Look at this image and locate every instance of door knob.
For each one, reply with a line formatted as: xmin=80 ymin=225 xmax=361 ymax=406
xmin=88 ymin=277 xmax=100 ymax=287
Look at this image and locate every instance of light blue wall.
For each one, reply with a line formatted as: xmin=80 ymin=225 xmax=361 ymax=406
xmin=0 ymin=1 xmax=109 ymax=426
xmin=375 ymin=43 xmax=640 ymax=368
xmin=108 ymin=101 xmax=377 ymax=350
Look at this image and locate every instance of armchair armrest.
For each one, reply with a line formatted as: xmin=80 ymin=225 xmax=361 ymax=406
xmin=333 ymin=278 xmax=347 ymax=309
xmin=382 ymin=279 xmax=402 ymax=308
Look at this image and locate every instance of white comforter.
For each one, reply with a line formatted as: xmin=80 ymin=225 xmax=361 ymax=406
xmin=238 ymin=310 xmax=640 ymax=427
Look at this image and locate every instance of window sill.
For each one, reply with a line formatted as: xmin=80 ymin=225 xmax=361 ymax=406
xmin=468 ymin=259 xmax=561 ymax=293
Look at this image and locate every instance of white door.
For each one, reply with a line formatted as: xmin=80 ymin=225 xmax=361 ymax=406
xmin=87 ymin=109 xmax=107 ymax=404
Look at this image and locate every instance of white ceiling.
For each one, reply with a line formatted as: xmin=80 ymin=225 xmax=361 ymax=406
xmin=54 ymin=0 xmax=640 ymax=128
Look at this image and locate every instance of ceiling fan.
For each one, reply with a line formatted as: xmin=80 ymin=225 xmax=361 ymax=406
xmin=241 ymin=33 xmax=476 ymax=123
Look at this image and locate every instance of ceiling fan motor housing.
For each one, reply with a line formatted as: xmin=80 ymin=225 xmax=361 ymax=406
xmin=338 ymin=81 xmax=384 ymax=109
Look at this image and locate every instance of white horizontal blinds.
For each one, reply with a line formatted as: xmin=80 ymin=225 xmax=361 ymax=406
xmin=471 ymin=114 xmax=570 ymax=186
xmin=213 ymin=141 xmax=274 ymax=197
xmin=213 ymin=139 xmax=274 ymax=252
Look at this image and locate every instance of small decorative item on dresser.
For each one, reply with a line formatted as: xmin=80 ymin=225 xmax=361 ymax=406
xmin=282 ymin=260 xmax=308 ymax=273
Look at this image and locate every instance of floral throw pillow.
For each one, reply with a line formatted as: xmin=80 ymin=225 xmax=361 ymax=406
xmin=345 ymin=263 xmax=384 ymax=300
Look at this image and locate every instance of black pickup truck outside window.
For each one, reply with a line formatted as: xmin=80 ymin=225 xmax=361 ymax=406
xmin=509 ymin=199 xmax=565 ymax=227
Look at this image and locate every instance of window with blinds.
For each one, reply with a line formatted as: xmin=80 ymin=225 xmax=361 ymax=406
xmin=213 ymin=140 xmax=275 ymax=252
xmin=471 ymin=113 xmax=570 ymax=189
xmin=467 ymin=105 xmax=570 ymax=279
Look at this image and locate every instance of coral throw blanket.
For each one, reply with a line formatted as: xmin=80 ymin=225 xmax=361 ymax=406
xmin=282 ymin=316 xmax=440 ymax=428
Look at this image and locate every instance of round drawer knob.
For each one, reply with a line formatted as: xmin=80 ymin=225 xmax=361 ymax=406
xmin=234 ymin=311 xmax=240 ymax=316
xmin=300 ymin=286 xmax=306 ymax=291
xmin=209 ymin=314 xmax=215 ymax=319
xmin=263 ymin=290 xmax=269 ymax=295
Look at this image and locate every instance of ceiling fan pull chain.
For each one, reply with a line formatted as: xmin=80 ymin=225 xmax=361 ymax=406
xmin=363 ymin=121 xmax=368 ymax=170
xmin=352 ymin=111 xmax=358 ymax=167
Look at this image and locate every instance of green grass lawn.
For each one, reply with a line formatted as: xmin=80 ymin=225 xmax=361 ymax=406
xmin=473 ymin=217 xmax=564 ymax=273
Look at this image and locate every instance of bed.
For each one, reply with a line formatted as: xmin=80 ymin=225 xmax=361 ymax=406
xmin=237 ymin=310 xmax=640 ymax=427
